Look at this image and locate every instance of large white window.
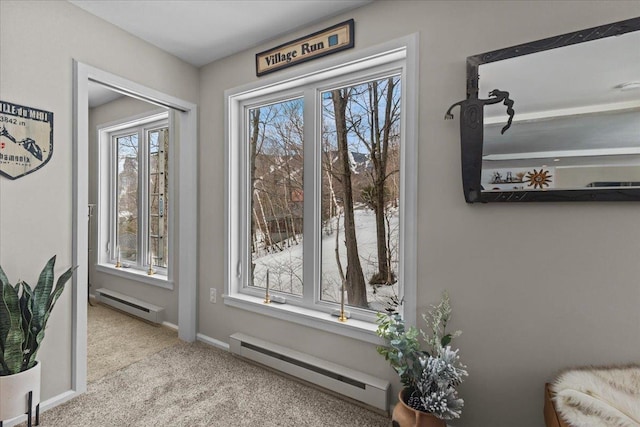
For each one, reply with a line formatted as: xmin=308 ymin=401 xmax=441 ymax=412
xmin=97 ymin=111 xmax=172 ymax=287
xmin=226 ymin=36 xmax=418 ymax=339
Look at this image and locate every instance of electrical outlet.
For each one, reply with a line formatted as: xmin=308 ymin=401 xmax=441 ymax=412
xmin=209 ymin=288 xmax=217 ymax=304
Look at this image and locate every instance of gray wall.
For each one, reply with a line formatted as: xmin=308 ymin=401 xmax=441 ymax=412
xmin=0 ymin=0 xmax=198 ymax=400
xmin=198 ymin=2 xmax=640 ymax=426
xmin=2 ymin=1 xmax=639 ymax=426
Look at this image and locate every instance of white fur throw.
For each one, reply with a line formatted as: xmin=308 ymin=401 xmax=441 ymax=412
xmin=552 ymin=365 xmax=640 ymax=427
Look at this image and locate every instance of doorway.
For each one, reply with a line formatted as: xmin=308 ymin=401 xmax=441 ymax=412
xmin=72 ymin=61 xmax=197 ymax=395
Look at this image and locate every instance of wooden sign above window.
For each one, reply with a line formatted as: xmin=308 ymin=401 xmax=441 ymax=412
xmin=256 ymin=19 xmax=354 ymax=77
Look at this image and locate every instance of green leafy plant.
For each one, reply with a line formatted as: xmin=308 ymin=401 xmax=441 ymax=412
xmin=0 ymin=256 xmax=75 ymax=376
xmin=376 ymin=291 xmax=468 ymax=420
xmin=376 ymin=310 xmax=424 ymax=389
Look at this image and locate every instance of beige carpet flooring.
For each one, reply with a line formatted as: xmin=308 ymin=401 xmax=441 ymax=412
xmin=88 ymin=303 xmax=180 ymax=382
xmin=23 ymin=304 xmax=390 ymax=426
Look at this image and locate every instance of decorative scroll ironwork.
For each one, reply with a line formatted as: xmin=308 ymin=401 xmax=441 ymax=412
xmin=445 ymin=89 xmax=515 ymax=203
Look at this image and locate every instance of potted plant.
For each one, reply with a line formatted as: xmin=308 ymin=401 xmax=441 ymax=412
xmin=376 ymin=291 xmax=468 ymax=427
xmin=0 ymin=256 xmax=75 ymax=425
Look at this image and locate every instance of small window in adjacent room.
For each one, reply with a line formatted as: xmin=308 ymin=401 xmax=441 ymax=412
xmin=97 ymin=111 xmax=171 ymax=284
xmin=226 ymin=36 xmax=418 ymax=336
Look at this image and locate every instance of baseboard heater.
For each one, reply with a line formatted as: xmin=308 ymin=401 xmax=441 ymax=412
xmin=229 ymin=333 xmax=390 ymax=412
xmin=95 ymin=288 xmax=164 ymax=324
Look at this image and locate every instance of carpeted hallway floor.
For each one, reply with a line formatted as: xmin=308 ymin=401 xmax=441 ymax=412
xmin=88 ymin=303 xmax=181 ymax=382
xmin=22 ymin=303 xmax=390 ymax=426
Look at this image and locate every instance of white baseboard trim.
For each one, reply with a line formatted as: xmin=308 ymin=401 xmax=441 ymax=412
xmin=3 ymin=389 xmax=78 ymax=427
xmin=162 ymin=321 xmax=178 ymax=331
xmin=41 ymin=390 xmax=78 ymax=412
xmin=196 ymin=332 xmax=230 ymax=351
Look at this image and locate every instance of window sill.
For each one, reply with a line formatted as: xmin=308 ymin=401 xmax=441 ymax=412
xmin=223 ymin=293 xmax=384 ymax=345
xmin=95 ymin=264 xmax=173 ymax=290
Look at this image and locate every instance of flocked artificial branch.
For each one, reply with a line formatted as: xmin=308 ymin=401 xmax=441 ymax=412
xmin=376 ymin=291 xmax=468 ymax=420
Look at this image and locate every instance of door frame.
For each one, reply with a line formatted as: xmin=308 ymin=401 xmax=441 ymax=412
xmin=72 ymin=61 xmax=198 ymax=394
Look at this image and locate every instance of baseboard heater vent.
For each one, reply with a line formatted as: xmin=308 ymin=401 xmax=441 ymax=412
xmin=229 ymin=333 xmax=389 ymax=412
xmin=95 ymin=288 xmax=164 ymax=324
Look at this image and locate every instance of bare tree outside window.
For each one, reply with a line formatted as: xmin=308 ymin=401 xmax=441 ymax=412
xmin=117 ymin=133 xmax=139 ymax=262
xmin=113 ymin=120 xmax=169 ymax=270
xmin=249 ymin=98 xmax=304 ymax=296
xmin=227 ymin=45 xmax=413 ymax=321
xmin=321 ymin=75 xmax=402 ymax=311
xmin=245 ymin=77 xmax=401 ymax=311
xmin=149 ymin=127 xmax=169 ymax=268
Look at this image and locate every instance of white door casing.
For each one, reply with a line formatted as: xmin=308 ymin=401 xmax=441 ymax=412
xmin=72 ymin=61 xmax=198 ymax=396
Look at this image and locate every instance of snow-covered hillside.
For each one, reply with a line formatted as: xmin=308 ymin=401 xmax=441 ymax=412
xmin=252 ymin=207 xmax=399 ymax=312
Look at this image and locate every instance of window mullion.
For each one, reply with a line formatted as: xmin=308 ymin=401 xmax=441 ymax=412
xmin=302 ymin=87 xmax=318 ymax=307
xmin=139 ymin=127 xmax=148 ymax=268
xmin=156 ymin=128 xmax=167 ymax=269
xmin=167 ymin=111 xmax=176 ymax=278
xmin=240 ymin=104 xmax=251 ymax=291
xmin=110 ymin=134 xmax=118 ymax=262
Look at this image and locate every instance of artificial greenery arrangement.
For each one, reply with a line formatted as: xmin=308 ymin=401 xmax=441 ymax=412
xmin=376 ymin=291 xmax=468 ymax=420
xmin=0 ymin=256 xmax=75 ymax=376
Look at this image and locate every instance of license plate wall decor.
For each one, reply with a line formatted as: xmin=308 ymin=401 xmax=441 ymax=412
xmin=256 ymin=19 xmax=354 ymax=77
xmin=0 ymin=100 xmax=53 ymax=180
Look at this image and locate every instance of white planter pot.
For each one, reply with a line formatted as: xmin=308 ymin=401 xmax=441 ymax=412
xmin=0 ymin=362 xmax=41 ymax=422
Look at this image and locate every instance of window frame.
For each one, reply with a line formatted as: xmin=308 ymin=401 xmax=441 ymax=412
xmin=96 ymin=110 xmax=174 ymax=289
xmin=225 ymin=35 xmax=419 ymax=342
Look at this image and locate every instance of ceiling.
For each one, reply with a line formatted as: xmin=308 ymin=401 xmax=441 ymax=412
xmin=68 ymin=0 xmax=372 ymax=68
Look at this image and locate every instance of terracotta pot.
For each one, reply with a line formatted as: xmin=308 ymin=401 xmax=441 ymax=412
xmin=392 ymin=390 xmax=446 ymax=427
xmin=0 ymin=362 xmax=41 ymax=422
